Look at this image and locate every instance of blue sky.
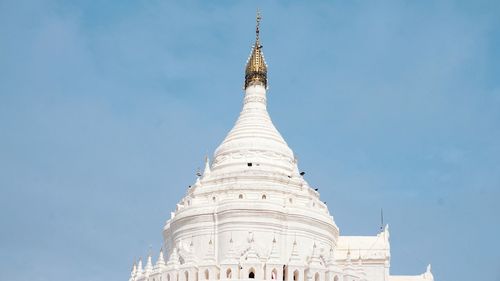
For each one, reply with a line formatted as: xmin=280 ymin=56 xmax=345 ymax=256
xmin=1 ymin=1 xmax=499 ymax=281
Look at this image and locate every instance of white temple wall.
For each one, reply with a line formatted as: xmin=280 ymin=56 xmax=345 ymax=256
xmin=361 ymin=264 xmax=387 ymax=281
xmin=264 ymin=264 xmax=283 ymax=280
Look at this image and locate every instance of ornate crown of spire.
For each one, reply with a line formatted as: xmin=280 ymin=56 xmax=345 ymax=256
xmin=244 ymin=10 xmax=268 ymax=89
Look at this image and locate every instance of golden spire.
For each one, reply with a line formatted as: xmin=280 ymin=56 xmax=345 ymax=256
xmin=244 ymin=10 xmax=268 ymax=89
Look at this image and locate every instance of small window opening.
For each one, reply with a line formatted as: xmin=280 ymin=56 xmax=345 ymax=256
xmin=239 ymin=194 xmax=243 ymax=199
xmin=249 ymin=271 xmax=255 ymax=279
xmin=271 ymin=269 xmax=278 ymax=280
xmin=262 ymin=194 xmax=267 ymax=200
xmin=247 ymin=163 xmax=253 ymax=167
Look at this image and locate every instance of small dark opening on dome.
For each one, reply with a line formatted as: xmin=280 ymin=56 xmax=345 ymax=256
xmin=247 ymin=163 xmax=253 ymax=167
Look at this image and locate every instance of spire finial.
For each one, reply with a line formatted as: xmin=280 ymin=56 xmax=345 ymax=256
xmin=256 ymin=9 xmax=262 ymax=42
xmin=137 ymin=258 xmax=144 ymax=276
xmin=131 ymin=259 xmax=137 ymax=277
xmin=245 ymin=10 xmax=267 ymax=89
xmin=156 ymin=247 xmax=166 ymax=267
xmin=203 ymin=155 xmax=211 ymax=178
xmin=145 ymin=251 xmax=153 ymax=274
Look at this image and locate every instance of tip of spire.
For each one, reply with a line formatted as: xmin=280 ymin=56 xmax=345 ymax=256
xmin=256 ymin=9 xmax=262 ymax=41
xmin=203 ymin=155 xmax=211 ymax=178
xmin=245 ymin=10 xmax=267 ymax=89
xmin=137 ymin=258 xmax=143 ymax=271
xmin=423 ymin=264 xmax=434 ymax=280
xmin=131 ymin=259 xmax=137 ymax=276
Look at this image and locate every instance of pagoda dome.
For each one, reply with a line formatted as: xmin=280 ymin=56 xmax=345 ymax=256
xmin=130 ymin=11 xmax=433 ymax=281
xmin=210 ymin=82 xmax=296 ymax=179
xmin=161 ymin=12 xmax=339 ymax=274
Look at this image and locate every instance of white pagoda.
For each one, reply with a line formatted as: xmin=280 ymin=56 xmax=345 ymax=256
xmin=128 ymin=12 xmax=434 ymax=281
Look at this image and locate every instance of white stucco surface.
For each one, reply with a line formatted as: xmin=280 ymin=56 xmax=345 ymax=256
xmin=128 ymin=83 xmax=433 ymax=281
xmin=127 ymin=23 xmax=434 ymax=279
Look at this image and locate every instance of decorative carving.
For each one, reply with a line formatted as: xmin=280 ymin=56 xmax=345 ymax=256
xmin=213 ymin=150 xmax=293 ymax=167
xmin=244 ymin=95 xmax=267 ymax=104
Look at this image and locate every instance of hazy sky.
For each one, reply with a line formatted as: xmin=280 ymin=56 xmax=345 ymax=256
xmin=1 ymin=1 xmax=499 ymax=281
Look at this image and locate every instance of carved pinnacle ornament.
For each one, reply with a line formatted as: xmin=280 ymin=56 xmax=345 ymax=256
xmin=244 ymin=10 xmax=268 ymax=89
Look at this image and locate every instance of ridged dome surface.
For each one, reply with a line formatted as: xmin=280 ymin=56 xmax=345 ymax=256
xmin=159 ymin=83 xmax=340 ymax=281
xmin=211 ymin=85 xmax=295 ymax=179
